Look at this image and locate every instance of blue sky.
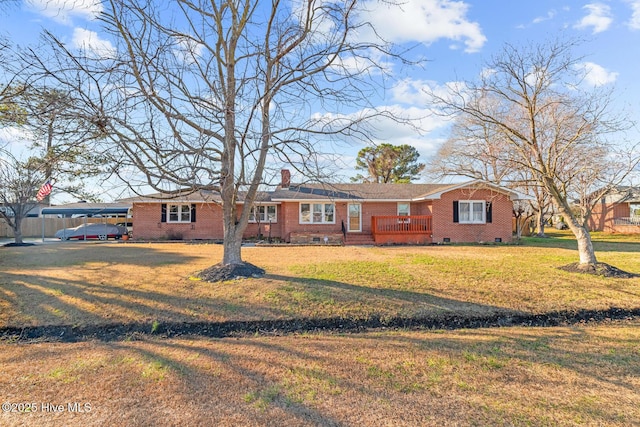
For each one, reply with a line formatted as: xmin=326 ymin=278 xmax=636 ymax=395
xmin=2 ymin=0 xmax=640 ymax=201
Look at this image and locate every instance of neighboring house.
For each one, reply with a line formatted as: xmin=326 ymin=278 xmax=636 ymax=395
xmin=0 ymin=203 xmax=42 ymax=218
xmin=125 ymin=170 xmax=529 ymax=244
xmin=589 ymin=186 xmax=640 ymax=233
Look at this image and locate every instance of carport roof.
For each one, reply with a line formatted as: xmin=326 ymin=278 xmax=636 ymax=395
xmin=41 ymin=202 xmax=132 ymax=216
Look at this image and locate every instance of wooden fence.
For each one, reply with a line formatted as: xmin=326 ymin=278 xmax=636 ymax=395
xmin=0 ymin=217 xmax=124 ymax=238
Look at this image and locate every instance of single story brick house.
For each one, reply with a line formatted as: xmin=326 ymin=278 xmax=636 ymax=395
xmin=589 ymin=186 xmax=640 ymax=233
xmin=124 ymin=170 xmax=529 ymax=244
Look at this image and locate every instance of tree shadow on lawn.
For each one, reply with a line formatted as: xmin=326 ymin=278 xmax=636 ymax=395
xmin=521 ymin=234 xmax=640 ymax=254
xmin=0 ymin=270 xmax=296 ymax=333
xmin=0 ymin=336 xmax=348 ymax=426
xmin=0 ymin=244 xmax=293 ymax=331
xmin=113 ymin=338 xmax=347 ymax=426
xmin=0 ymin=246 xmax=192 ymax=325
xmin=0 ymin=266 xmax=522 ymax=342
xmin=4 ymin=326 xmax=637 ymax=426
xmin=0 ymin=240 xmax=512 ymax=328
xmin=262 ymin=273 xmax=508 ymax=317
xmin=2 ymin=258 xmax=639 ymax=344
xmin=0 ymin=242 xmax=201 ymax=269
xmin=376 ymin=325 xmax=640 ymax=396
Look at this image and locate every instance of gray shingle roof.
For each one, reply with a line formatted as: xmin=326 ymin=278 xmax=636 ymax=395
xmin=271 ymin=183 xmax=458 ymax=200
xmin=119 ymin=180 xmax=527 ymax=203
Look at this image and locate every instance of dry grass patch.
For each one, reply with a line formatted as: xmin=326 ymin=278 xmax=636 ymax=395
xmin=1 ymin=241 xmax=640 ymax=328
xmin=1 ymin=322 xmax=638 ymax=426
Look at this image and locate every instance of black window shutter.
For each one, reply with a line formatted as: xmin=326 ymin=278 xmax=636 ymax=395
xmin=453 ymin=201 xmax=459 ymax=223
xmin=191 ymin=204 xmax=196 ymax=223
xmin=486 ymin=202 xmax=492 ymax=223
xmin=161 ymin=204 xmax=167 ymax=222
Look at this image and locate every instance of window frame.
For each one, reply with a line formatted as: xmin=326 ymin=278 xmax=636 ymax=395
xmin=458 ymin=200 xmax=486 ymax=224
xmin=248 ymin=205 xmax=278 ymax=223
xmin=397 ymin=202 xmax=410 ymax=223
xmin=299 ymin=202 xmax=336 ymax=224
xmin=167 ymin=203 xmax=192 ymax=223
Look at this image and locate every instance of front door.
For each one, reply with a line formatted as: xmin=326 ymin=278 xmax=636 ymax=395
xmin=348 ymin=203 xmax=362 ymax=232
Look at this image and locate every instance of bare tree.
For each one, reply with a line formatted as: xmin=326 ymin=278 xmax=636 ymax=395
xmin=426 ymin=38 xmax=638 ymax=268
xmin=429 ymin=113 xmax=552 ymax=237
xmin=428 ymin=112 xmax=512 ymax=183
xmin=33 ymin=0 xmax=413 ymax=276
xmin=0 ymin=152 xmax=44 ymax=245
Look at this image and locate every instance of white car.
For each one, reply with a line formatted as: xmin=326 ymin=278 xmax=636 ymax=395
xmin=55 ymin=223 xmax=128 ymax=240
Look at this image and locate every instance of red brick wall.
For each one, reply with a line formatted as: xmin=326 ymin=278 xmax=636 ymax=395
xmin=134 ymin=202 xmax=286 ymax=241
xmin=431 ymin=189 xmax=513 ymax=243
xmin=132 ymin=202 xmax=224 ymax=240
xmin=277 ymin=201 xmax=431 ymax=241
xmin=279 ymin=201 xmax=345 ymax=242
xmin=413 ymin=201 xmax=433 ymax=216
xmin=589 ymin=202 xmax=629 ymax=232
xmin=133 ymin=192 xmax=513 ymax=243
xmin=241 ymin=205 xmax=283 ymax=240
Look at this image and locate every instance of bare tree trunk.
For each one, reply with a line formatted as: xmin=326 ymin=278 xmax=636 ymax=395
xmin=536 ymin=208 xmax=546 ymax=237
xmin=515 ymin=213 xmax=533 ymax=239
xmin=567 ymin=222 xmax=597 ymax=265
xmin=13 ymin=216 xmax=23 ymax=245
xmin=222 ymin=222 xmax=244 ymax=265
xmin=515 ymin=214 xmax=522 ymax=239
xmin=547 ymin=179 xmax=599 ymax=266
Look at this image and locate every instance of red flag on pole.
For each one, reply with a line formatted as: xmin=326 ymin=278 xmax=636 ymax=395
xmin=36 ymin=180 xmax=53 ymax=202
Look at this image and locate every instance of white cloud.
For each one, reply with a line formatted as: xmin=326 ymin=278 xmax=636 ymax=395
xmin=26 ymin=0 xmax=103 ymax=25
xmin=574 ymin=3 xmax=613 ymax=34
xmin=377 ymin=105 xmax=451 ymax=137
xmin=351 ymin=106 xmax=448 ymax=166
xmin=578 ymin=62 xmax=618 ymax=86
xmin=331 ymin=49 xmax=395 ymax=76
xmin=391 ymin=77 xmax=468 ymax=108
xmin=533 ymin=9 xmax=557 ymax=24
xmin=72 ymin=28 xmax=116 ymax=58
xmin=357 ymin=0 xmax=486 ymax=53
xmin=391 ymin=78 xmax=437 ymax=105
xmin=172 ymin=35 xmax=204 ymax=65
xmin=0 ymin=127 xmax=34 ymax=156
xmin=310 ymin=103 xmax=450 ymax=147
xmin=627 ymin=0 xmax=640 ymax=30
xmin=479 ymin=67 xmax=496 ymax=80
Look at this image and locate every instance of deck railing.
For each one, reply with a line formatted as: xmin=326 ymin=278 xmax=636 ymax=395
xmin=614 ymin=217 xmax=640 ymax=226
xmin=372 ymin=215 xmax=432 ymax=235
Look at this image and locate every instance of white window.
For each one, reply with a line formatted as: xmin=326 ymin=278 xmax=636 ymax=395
xmin=397 ymin=203 xmax=410 ymax=217
xmin=300 ymin=203 xmax=335 ymax=224
xmin=168 ymin=204 xmax=191 ymax=223
xmin=459 ymin=201 xmax=485 ymax=224
xmin=249 ymin=205 xmax=277 ymax=223
xmin=397 ymin=202 xmax=411 ymax=223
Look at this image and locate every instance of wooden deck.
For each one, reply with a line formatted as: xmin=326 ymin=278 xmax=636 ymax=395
xmin=370 ymin=215 xmax=432 ymax=245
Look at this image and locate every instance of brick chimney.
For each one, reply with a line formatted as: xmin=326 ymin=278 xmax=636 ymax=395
xmin=281 ymin=169 xmax=291 ymax=189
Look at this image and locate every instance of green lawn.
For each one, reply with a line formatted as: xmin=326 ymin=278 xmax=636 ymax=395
xmin=1 ymin=234 xmax=639 ymax=426
xmin=1 ymin=233 xmax=639 ymax=328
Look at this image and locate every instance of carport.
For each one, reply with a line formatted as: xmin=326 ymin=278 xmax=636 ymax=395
xmin=40 ymin=202 xmax=132 ymax=241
